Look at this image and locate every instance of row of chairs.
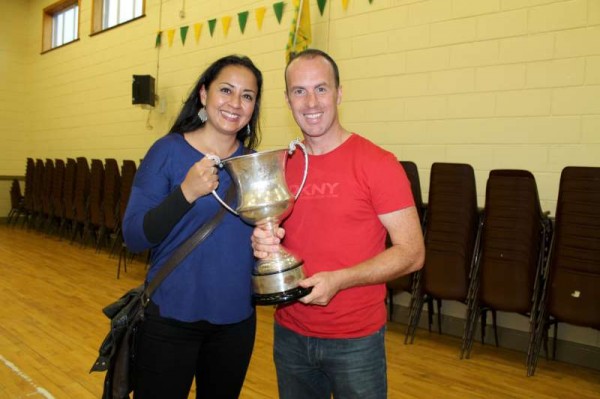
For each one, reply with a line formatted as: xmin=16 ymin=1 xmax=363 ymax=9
xmin=388 ymin=163 xmax=599 ymax=376
xmin=7 ymin=157 xmax=138 ymax=277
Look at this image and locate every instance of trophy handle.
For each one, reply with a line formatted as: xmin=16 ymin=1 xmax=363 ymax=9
xmin=206 ymin=154 xmax=239 ymax=215
xmin=288 ymin=139 xmax=309 ymax=200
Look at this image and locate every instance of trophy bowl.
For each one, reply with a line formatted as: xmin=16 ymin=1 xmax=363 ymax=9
xmin=210 ymin=140 xmax=310 ymax=305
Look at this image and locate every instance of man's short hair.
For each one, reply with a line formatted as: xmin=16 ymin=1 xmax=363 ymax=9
xmin=285 ymin=49 xmax=340 ymax=91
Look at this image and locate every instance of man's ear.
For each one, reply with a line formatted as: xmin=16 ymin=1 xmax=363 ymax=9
xmin=284 ymin=90 xmax=291 ymax=110
xmin=336 ymin=85 xmax=343 ymax=106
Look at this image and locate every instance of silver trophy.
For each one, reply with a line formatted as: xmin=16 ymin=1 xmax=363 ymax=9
xmin=209 ymin=139 xmax=310 ymax=305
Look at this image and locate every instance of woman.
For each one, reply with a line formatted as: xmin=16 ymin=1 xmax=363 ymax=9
xmin=122 ymin=55 xmax=263 ymax=399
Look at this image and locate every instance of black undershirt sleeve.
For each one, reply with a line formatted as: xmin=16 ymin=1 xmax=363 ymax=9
xmin=143 ymin=186 xmax=194 ymax=244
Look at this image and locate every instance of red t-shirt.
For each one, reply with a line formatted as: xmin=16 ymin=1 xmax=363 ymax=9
xmin=275 ymin=134 xmax=414 ymax=338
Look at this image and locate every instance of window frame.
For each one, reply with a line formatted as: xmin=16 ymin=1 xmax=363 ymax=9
xmin=42 ymin=0 xmax=80 ymax=53
xmin=91 ymin=0 xmax=145 ymax=35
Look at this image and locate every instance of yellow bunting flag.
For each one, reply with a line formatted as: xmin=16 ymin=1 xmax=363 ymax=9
xmin=194 ymin=23 xmax=202 ymax=43
xmin=167 ymin=29 xmax=175 ymax=47
xmin=255 ymin=6 xmax=266 ymax=30
xmin=286 ymin=0 xmax=312 ymax=63
xmin=222 ymin=16 xmax=232 ymax=37
xmin=341 ymin=0 xmax=349 ymax=11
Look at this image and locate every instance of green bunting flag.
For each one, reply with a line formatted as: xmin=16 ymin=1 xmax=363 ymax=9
xmin=317 ymin=0 xmax=327 ymax=15
xmin=180 ymin=26 xmax=189 ymax=45
xmin=208 ymin=19 xmax=217 ymax=36
xmin=238 ymin=11 xmax=249 ymax=33
xmin=273 ymin=2 xmax=285 ymax=24
xmin=155 ymin=31 xmax=162 ymax=48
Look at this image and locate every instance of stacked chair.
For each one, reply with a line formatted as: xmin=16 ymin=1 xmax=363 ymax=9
xmin=405 ymin=163 xmax=482 ymax=343
xmin=116 ymin=160 xmax=138 ymax=278
xmin=387 ymin=161 xmax=426 ymax=321
xmin=529 ymin=166 xmax=600 ymax=375
xmin=60 ymin=158 xmax=77 ymax=238
xmin=7 ymin=179 xmax=25 ymax=225
xmin=98 ymin=158 xmax=121 ymax=252
xmin=460 ymin=170 xmax=552 ymax=375
xmin=84 ymin=159 xmax=105 ymax=247
xmin=72 ymin=157 xmax=91 ymax=243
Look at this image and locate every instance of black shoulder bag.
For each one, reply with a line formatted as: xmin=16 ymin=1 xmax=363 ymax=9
xmin=90 ymin=185 xmax=236 ymax=399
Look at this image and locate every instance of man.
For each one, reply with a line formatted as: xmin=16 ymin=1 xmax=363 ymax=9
xmin=252 ymin=49 xmax=425 ymax=399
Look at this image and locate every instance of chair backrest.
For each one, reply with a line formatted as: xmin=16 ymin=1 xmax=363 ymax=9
xmin=477 ymin=170 xmax=548 ymax=314
xmin=33 ymin=159 xmax=45 ymax=213
xmin=42 ymin=159 xmax=55 ymax=216
xmin=63 ymin=158 xmax=77 ymax=221
xmin=387 ymin=161 xmax=425 ymax=293
xmin=546 ymin=166 xmax=600 ymax=329
xmin=23 ymin=158 xmax=35 ymax=212
xmin=102 ymin=159 xmax=121 ymax=231
xmin=52 ymin=159 xmax=66 ymax=218
xmin=422 ymin=162 xmax=479 ymax=302
xmin=400 ymin=160 xmax=425 ymax=226
xmin=119 ymin=160 xmax=137 ymax=222
xmin=89 ymin=159 xmax=105 ymax=227
xmin=10 ymin=179 xmax=23 ymax=209
xmin=74 ymin=157 xmax=91 ymax=223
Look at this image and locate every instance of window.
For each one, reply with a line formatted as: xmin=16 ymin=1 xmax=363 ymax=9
xmin=92 ymin=0 xmax=144 ymax=34
xmin=42 ymin=0 xmax=80 ymax=52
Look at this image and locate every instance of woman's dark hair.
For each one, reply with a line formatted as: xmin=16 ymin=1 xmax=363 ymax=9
xmin=169 ymin=55 xmax=262 ymax=150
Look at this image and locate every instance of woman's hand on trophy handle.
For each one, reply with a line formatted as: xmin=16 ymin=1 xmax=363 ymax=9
xmin=180 ymin=156 xmax=219 ymax=203
xmin=251 ymin=224 xmax=284 ymax=259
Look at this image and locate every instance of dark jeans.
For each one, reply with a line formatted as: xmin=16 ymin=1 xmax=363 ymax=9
xmin=274 ymin=322 xmax=387 ymax=399
xmin=133 ymin=309 xmax=256 ymax=399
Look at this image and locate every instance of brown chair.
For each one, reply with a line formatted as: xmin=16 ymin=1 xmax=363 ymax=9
xmin=39 ymin=159 xmax=55 ymax=231
xmin=7 ymin=179 xmax=25 ymax=226
xmin=49 ymin=159 xmax=66 ymax=234
xmin=406 ymin=163 xmax=481 ymax=344
xmin=30 ymin=159 xmax=45 ymax=229
xmin=460 ymin=170 xmax=552 ymax=373
xmin=530 ymin=166 xmax=600 ymax=376
xmin=72 ymin=157 xmax=90 ymax=243
xmin=21 ymin=158 xmax=36 ymax=227
xmin=59 ymin=158 xmax=77 ymax=238
xmin=387 ymin=161 xmax=426 ymax=322
xmin=84 ymin=159 xmax=105 ymax=247
xmin=116 ymin=160 xmax=137 ymax=278
xmin=98 ymin=158 xmax=121 ymax=252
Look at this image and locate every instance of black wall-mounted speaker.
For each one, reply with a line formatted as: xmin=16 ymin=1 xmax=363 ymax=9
xmin=132 ymin=75 xmax=155 ymax=106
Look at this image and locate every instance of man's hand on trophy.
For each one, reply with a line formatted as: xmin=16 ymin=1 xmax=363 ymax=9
xmin=180 ymin=156 xmax=219 ymax=203
xmin=251 ymin=224 xmax=285 ymax=259
xmin=297 ymin=271 xmax=341 ymax=306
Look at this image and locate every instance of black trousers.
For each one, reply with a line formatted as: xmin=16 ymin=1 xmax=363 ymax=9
xmin=133 ymin=305 xmax=256 ymax=399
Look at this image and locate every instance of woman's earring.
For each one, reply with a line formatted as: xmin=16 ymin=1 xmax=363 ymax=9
xmin=198 ymin=107 xmax=208 ymax=123
xmin=246 ymin=124 xmax=251 ymax=136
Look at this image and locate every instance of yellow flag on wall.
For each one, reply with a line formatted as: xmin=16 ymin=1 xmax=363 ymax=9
xmin=286 ymin=0 xmax=311 ymax=63
xmin=194 ymin=23 xmax=202 ymax=43
xmin=222 ymin=16 xmax=232 ymax=37
xmin=255 ymin=7 xmax=266 ymax=30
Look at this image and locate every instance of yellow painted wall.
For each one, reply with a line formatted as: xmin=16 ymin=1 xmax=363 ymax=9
xmin=1 ymin=0 xmax=599 ymax=345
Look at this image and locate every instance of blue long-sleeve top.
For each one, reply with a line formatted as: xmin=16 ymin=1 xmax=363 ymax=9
xmin=123 ymin=133 xmax=254 ymax=324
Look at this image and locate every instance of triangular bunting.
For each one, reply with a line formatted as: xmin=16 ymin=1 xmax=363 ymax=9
xmin=167 ymin=29 xmax=175 ymax=47
xmin=317 ymin=0 xmax=327 ymax=15
xmin=273 ymin=2 xmax=285 ymax=24
xmin=180 ymin=26 xmax=189 ymax=45
xmin=238 ymin=11 xmax=249 ymax=33
xmin=222 ymin=16 xmax=232 ymax=37
xmin=341 ymin=0 xmax=349 ymax=10
xmin=208 ymin=19 xmax=217 ymax=36
xmin=155 ymin=31 xmax=162 ymax=48
xmin=194 ymin=23 xmax=202 ymax=43
xmin=255 ymin=6 xmax=266 ymax=30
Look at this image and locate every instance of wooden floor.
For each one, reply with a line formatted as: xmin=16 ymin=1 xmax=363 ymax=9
xmin=0 ymin=223 xmax=598 ymax=399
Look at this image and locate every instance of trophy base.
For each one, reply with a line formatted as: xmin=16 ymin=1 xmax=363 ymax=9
xmin=253 ymin=286 xmax=312 ymax=306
